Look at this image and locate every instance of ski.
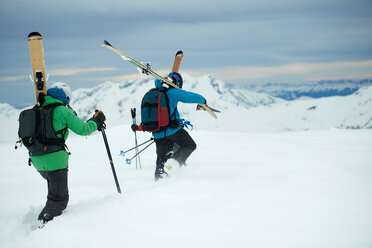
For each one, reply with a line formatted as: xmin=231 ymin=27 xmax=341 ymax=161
xmin=169 ymin=50 xmax=220 ymax=115
xmin=197 ymin=104 xmax=221 ymax=113
xmin=171 ymin=50 xmax=183 ymax=73
xmin=28 ymin=32 xmax=47 ymax=104
xmin=102 ymin=40 xmax=219 ymax=119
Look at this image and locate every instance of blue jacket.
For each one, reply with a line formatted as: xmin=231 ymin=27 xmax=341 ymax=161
xmin=152 ymin=79 xmax=205 ymax=139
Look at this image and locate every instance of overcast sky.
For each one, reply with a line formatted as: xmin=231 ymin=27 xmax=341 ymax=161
xmin=1 ymin=0 xmax=372 ymax=107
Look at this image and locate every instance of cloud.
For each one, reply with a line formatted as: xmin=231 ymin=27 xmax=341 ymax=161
xmin=49 ymin=67 xmax=116 ymax=76
xmin=0 ymin=67 xmax=116 ymax=83
xmin=0 ymin=0 xmax=289 ymax=13
xmin=0 ymin=75 xmax=28 ymax=82
xmin=84 ymin=69 xmax=171 ymax=82
xmin=184 ymin=60 xmax=372 ymax=82
xmin=73 ymin=61 xmax=372 ymax=84
xmin=306 ymin=73 xmax=372 ymax=81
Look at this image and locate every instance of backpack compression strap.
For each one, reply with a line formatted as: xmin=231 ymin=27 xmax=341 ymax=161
xmin=37 ymin=102 xmax=67 ymax=147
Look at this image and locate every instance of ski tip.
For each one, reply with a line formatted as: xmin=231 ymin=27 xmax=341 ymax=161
xmin=28 ymin=32 xmax=42 ymax=39
xmin=175 ymin=50 xmax=183 ymax=57
xmin=103 ymin=40 xmax=112 ymax=47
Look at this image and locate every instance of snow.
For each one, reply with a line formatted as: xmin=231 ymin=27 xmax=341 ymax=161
xmin=1 ymin=75 xmax=372 ymax=246
xmin=1 ymin=126 xmax=372 ymax=247
xmin=0 ymin=103 xmax=20 ymax=143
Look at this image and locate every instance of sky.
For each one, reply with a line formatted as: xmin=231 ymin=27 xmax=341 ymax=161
xmin=0 ymin=0 xmax=372 ymax=107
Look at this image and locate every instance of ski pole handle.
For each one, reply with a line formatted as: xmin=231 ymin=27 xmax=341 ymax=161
xmin=130 ymin=107 xmax=141 ymax=169
xmin=131 ymin=108 xmax=136 ymax=119
xmin=130 ymin=108 xmax=137 ymax=125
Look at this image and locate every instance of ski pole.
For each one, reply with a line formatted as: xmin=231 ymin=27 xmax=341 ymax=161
xmin=122 ymin=138 xmax=154 ymax=155
xmin=100 ymin=123 xmax=122 ymax=194
xmin=131 ymin=108 xmax=141 ymax=169
xmin=126 ymin=140 xmax=155 ymax=164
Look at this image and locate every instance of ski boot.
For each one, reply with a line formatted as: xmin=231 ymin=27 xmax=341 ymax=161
xmin=154 ymin=165 xmax=168 ymax=181
xmin=37 ymin=213 xmax=51 ymax=229
xmin=165 ymin=150 xmax=173 ymax=161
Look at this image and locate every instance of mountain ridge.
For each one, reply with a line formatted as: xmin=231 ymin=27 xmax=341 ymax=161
xmin=1 ymin=74 xmax=371 ymax=142
xmin=234 ymin=78 xmax=372 ymax=100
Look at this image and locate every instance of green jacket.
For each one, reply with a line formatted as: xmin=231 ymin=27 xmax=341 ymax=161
xmin=31 ymin=96 xmax=98 ymax=171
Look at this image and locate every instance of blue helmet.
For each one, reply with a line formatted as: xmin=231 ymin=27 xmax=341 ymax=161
xmin=168 ymin=72 xmax=183 ymax=88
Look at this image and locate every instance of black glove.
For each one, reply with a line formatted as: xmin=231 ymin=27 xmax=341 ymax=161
xmin=89 ymin=110 xmax=106 ymax=131
xmin=131 ymin=124 xmax=138 ymax=132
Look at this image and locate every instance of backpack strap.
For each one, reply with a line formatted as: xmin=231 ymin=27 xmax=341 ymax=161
xmin=38 ymin=102 xmax=67 ymax=149
xmin=164 ymin=88 xmax=180 ymax=126
xmin=161 ymin=87 xmax=180 ymax=137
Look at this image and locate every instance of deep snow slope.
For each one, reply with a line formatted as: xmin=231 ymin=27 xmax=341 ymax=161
xmin=0 ymin=126 xmax=371 ymax=248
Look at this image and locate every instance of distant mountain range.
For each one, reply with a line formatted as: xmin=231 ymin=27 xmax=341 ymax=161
xmin=1 ymin=75 xmax=371 ymax=142
xmin=233 ymin=79 xmax=372 ymax=100
xmin=69 ymin=74 xmax=281 ymax=125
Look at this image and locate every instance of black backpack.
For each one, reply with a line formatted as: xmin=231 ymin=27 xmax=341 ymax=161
xmin=18 ymin=103 xmax=67 ymax=157
xmin=140 ymin=88 xmax=178 ymax=132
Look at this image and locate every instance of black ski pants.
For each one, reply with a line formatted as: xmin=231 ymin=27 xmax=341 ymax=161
xmin=38 ymin=168 xmax=69 ymax=222
xmin=155 ymin=128 xmax=197 ymax=168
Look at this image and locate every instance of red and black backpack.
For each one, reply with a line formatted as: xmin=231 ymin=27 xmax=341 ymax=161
xmin=140 ymin=88 xmax=178 ymax=132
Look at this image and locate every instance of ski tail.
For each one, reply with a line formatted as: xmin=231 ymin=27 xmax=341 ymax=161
xmin=171 ymin=50 xmax=183 ymax=73
xmin=28 ymin=31 xmax=47 ymax=104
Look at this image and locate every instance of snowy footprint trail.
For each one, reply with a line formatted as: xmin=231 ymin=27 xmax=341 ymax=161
xmin=0 ymin=127 xmax=371 ymax=248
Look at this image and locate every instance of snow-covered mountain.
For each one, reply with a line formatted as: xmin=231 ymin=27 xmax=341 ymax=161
xmin=241 ymin=86 xmax=372 ymax=132
xmin=1 ymin=74 xmax=372 ymax=142
xmin=239 ymin=79 xmax=372 ymax=100
xmin=69 ymin=74 xmax=280 ymax=125
xmin=0 ymin=103 xmax=22 ymax=143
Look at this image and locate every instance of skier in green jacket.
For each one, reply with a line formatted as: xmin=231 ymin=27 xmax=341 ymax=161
xmin=31 ymin=82 xmax=106 ymax=227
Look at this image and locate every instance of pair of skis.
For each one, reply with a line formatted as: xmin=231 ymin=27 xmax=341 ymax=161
xmin=101 ymin=40 xmax=220 ymax=119
xmin=27 ymin=32 xmax=219 ymax=118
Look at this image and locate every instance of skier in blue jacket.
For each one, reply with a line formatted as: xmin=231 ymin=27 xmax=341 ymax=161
xmin=132 ymin=72 xmax=206 ymax=180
